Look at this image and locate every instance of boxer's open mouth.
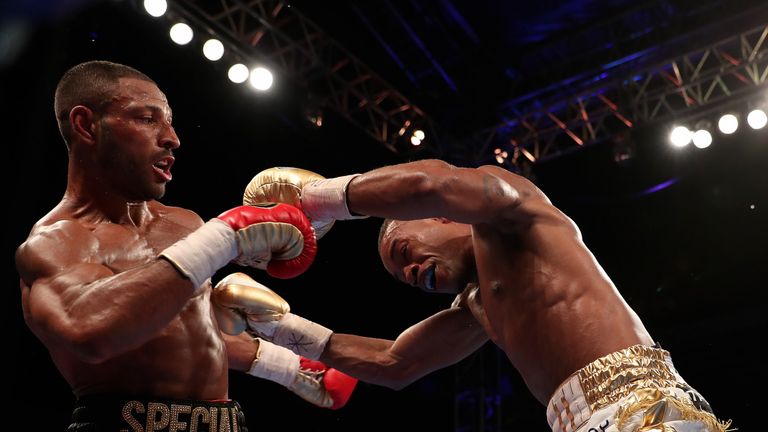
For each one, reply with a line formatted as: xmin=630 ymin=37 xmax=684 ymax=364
xmin=424 ymin=264 xmax=437 ymax=291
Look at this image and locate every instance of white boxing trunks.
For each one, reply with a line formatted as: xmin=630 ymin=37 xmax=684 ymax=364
xmin=546 ymin=344 xmax=730 ymax=432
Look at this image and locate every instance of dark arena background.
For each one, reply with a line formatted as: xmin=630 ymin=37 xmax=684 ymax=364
xmin=4 ymin=0 xmax=767 ymax=430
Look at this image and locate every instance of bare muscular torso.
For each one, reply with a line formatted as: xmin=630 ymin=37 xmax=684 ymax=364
xmin=19 ymin=200 xmax=229 ymax=400
xmin=466 ymin=166 xmax=654 ymax=405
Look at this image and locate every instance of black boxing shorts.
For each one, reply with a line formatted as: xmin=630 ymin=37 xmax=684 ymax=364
xmin=68 ymin=394 xmax=248 ymax=432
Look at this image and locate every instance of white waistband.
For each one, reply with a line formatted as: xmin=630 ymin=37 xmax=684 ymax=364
xmin=546 ymin=373 xmax=592 ymax=432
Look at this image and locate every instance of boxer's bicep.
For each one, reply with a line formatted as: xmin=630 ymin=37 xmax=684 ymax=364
xmin=17 ymin=221 xmax=115 ymax=347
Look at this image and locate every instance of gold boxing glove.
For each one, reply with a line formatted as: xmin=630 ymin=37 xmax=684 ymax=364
xmin=213 ymin=272 xmax=332 ymax=359
xmin=212 ymin=272 xmax=290 ymax=336
xmin=243 ymin=167 xmax=335 ymax=239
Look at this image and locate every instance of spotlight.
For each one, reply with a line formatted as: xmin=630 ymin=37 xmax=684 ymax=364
xmin=227 ymin=63 xmax=249 ymax=83
xmin=169 ymin=23 xmax=193 ymax=45
xmin=409 ymin=129 xmax=425 ymax=146
xmin=717 ymin=114 xmax=738 ymax=134
xmin=202 ymin=39 xmax=224 ymax=61
xmin=143 ymin=0 xmax=167 ymax=17
xmin=249 ymin=67 xmax=273 ymax=91
xmin=669 ymin=126 xmax=692 ymax=147
xmin=494 ymin=148 xmax=508 ymax=164
xmin=692 ymin=130 xmax=712 ymax=148
xmin=747 ymin=109 xmax=767 ymax=129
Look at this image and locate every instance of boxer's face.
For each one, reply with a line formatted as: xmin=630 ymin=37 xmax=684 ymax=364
xmin=95 ymin=77 xmax=179 ymax=200
xmin=379 ymin=218 xmax=473 ymax=294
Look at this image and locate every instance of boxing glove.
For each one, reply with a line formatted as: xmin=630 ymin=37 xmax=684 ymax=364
xmin=160 ymin=203 xmax=317 ymax=292
xmin=213 ymin=272 xmax=331 ymax=360
xmin=249 ymin=338 xmax=358 ymax=409
xmin=243 ymin=167 xmax=367 ymax=240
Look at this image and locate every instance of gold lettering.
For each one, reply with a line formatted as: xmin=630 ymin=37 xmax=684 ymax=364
xmin=209 ymin=407 xmax=218 ymax=432
xmin=189 ymin=407 xmax=210 ymax=432
xmin=230 ymin=408 xmax=239 ymax=432
xmin=169 ymin=404 xmax=192 ymax=432
xmin=122 ymin=401 xmax=146 ymax=432
xmin=147 ymin=402 xmax=170 ymax=431
xmin=218 ymin=407 xmax=230 ymax=432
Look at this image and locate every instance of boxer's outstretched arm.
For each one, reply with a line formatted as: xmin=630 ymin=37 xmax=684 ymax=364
xmin=319 ymin=306 xmax=488 ymax=389
xmin=16 ymin=220 xmax=199 ymax=364
xmin=212 ymin=271 xmax=487 ymax=389
xmin=345 ymin=160 xmax=522 ymax=224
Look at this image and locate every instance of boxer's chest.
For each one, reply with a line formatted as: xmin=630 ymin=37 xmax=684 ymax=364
xmin=92 ymin=219 xmax=191 ymax=273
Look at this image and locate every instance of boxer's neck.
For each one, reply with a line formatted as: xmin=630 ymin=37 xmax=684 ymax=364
xmin=125 ymin=201 xmax=150 ymax=228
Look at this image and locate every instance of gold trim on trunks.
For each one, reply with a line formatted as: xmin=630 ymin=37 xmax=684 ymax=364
xmin=575 ymin=345 xmax=731 ymax=431
xmin=577 ymin=345 xmax=679 ymax=412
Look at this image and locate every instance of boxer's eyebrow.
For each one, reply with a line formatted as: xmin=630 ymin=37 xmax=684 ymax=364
xmin=388 ymin=239 xmax=404 ymax=281
xmin=388 ymin=238 xmax=398 ymax=264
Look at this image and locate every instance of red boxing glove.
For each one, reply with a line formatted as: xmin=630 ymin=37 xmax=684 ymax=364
xmin=299 ymin=357 xmax=358 ymax=410
xmin=217 ymin=203 xmax=317 ymax=279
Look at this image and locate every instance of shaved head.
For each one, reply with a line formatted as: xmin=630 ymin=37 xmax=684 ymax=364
xmin=54 ymin=60 xmax=155 ymax=148
xmin=378 ymin=218 xmax=398 ymax=250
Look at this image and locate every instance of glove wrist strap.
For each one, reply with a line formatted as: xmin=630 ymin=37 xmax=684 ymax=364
xmin=272 ymin=313 xmax=333 ymax=360
xmin=247 ymin=339 xmax=299 ymax=387
xmin=301 ymin=174 xmax=368 ymax=221
xmin=159 ymin=219 xmax=237 ymax=293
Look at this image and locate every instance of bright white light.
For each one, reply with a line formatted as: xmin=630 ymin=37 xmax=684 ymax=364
xmin=669 ymin=126 xmax=692 ymax=147
xmin=249 ymin=67 xmax=273 ymax=91
xmin=228 ymin=64 xmax=249 ymax=83
xmin=747 ymin=109 xmax=767 ymax=129
xmin=169 ymin=23 xmax=193 ymax=45
xmin=413 ymin=129 xmax=425 ymax=140
xmin=718 ymin=114 xmax=738 ymax=134
xmin=410 ymin=136 xmax=422 ymax=146
xmin=143 ymin=0 xmax=167 ymax=17
xmin=202 ymin=39 xmax=224 ymax=61
xmin=692 ymin=130 xmax=712 ymax=148
xmin=494 ymin=148 xmax=508 ymax=164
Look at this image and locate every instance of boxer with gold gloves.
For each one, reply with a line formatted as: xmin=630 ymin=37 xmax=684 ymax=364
xmin=212 ymin=272 xmax=357 ymax=410
xmin=239 ymin=160 xmax=730 ymax=432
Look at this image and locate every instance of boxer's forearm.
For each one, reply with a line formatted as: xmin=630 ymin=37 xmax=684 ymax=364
xmin=346 ymin=159 xmax=519 ymax=224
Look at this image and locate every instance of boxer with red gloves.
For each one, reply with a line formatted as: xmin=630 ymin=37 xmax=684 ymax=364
xmin=14 ymin=60 xmax=338 ymax=432
xmin=213 ymin=272 xmax=357 ymax=409
xmin=161 ymin=202 xmax=317 ymax=285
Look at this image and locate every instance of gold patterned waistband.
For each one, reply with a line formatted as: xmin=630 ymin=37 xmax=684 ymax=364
xmin=575 ymin=344 xmax=680 ymax=412
xmin=546 ymin=345 xmax=730 ymax=432
xmin=546 ymin=344 xmax=681 ymax=431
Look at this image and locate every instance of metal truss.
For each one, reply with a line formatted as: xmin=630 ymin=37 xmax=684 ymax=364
xmin=169 ymin=0 xmax=437 ymax=154
xmin=471 ymin=23 xmax=768 ymax=171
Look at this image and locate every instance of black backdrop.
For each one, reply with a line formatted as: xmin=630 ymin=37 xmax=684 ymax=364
xmin=5 ymin=1 xmax=766 ymax=430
